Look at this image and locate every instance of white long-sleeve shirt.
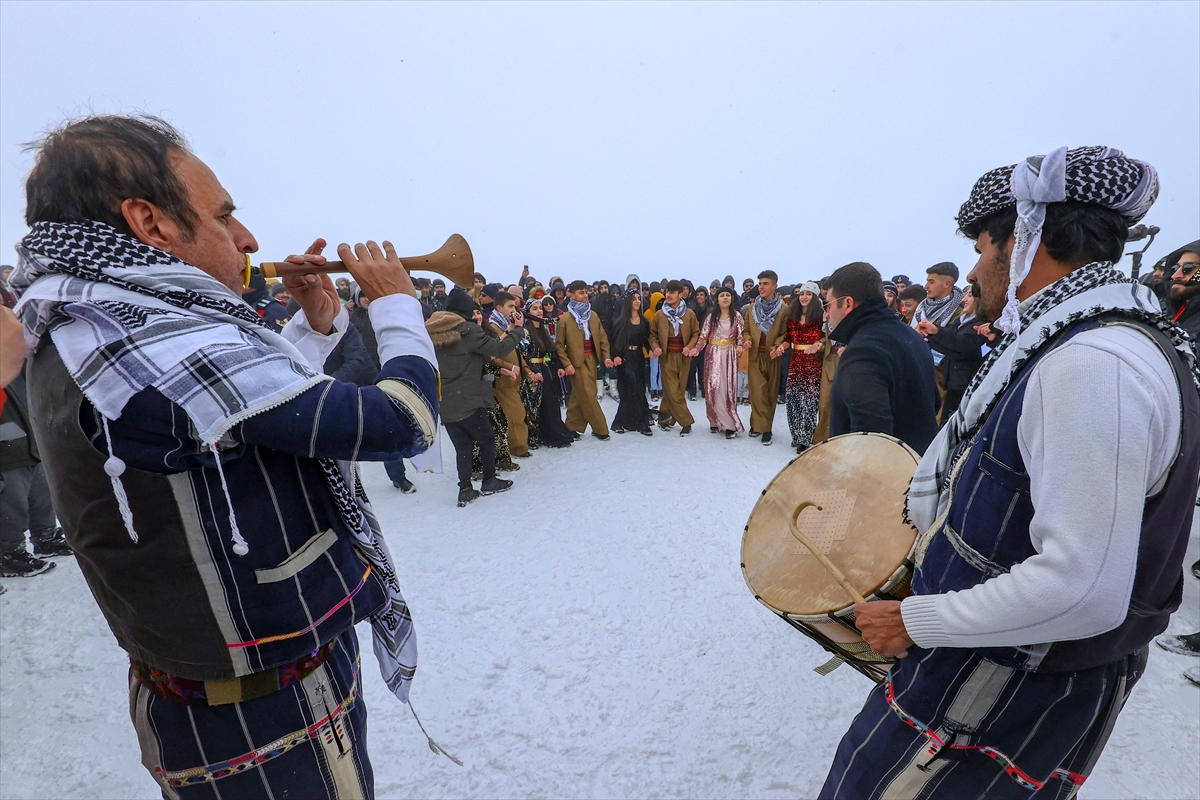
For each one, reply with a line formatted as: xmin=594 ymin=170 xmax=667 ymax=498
xmin=901 ymin=323 xmax=1183 ymax=649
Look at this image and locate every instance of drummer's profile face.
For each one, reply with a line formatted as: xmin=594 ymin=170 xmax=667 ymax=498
xmin=967 ymin=231 xmax=1012 ymax=322
xmin=123 ymin=151 xmax=258 ymax=293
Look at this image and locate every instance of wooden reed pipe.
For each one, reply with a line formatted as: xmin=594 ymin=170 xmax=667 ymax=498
xmin=245 ymin=234 xmax=475 ymax=289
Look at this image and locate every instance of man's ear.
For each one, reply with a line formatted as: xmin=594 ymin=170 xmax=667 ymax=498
xmin=121 ymin=198 xmax=183 ymax=253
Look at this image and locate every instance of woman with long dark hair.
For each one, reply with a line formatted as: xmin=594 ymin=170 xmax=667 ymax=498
xmin=784 ymin=282 xmax=825 ymax=453
xmin=690 ymin=286 xmax=747 ymax=438
xmin=517 ymin=299 xmax=574 ymax=448
xmin=609 ymin=289 xmax=653 ymax=435
xmin=687 ymin=286 xmax=712 ymax=401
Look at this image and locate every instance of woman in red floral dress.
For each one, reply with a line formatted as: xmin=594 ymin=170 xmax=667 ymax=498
xmin=784 ymin=282 xmax=825 ymax=453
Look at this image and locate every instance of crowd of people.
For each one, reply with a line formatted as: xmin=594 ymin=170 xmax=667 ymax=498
xmin=0 ymin=116 xmax=1198 ymax=799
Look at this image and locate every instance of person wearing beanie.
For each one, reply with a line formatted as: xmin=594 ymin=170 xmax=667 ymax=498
xmin=240 ymin=273 xmax=290 ymax=333
xmin=556 ymin=280 xmax=613 ymax=439
xmin=650 ymin=280 xmax=699 ymax=435
xmin=890 ymin=274 xmax=911 ymax=294
xmin=782 ymin=282 xmax=825 ymax=453
xmin=426 ymin=288 xmax=520 ymax=506
xmin=823 ymin=146 xmax=1199 ymax=800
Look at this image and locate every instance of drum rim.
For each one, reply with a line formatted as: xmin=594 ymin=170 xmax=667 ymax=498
xmin=740 ymin=431 xmax=920 ymax=618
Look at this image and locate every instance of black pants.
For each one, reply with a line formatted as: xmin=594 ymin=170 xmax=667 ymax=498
xmin=445 ymin=408 xmax=496 ymax=489
xmin=383 ymin=459 xmax=407 ymax=483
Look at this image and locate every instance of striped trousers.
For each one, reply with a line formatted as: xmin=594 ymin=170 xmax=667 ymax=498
xmin=130 ymin=629 xmax=374 ymax=799
xmin=819 ymin=645 xmax=1145 ymax=800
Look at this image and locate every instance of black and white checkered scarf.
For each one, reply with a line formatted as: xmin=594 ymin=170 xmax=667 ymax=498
xmin=912 ymin=286 xmax=964 ymax=328
xmin=12 ymin=220 xmax=419 ymax=705
xmin=907 ymin=261 xmax=1199 ymax=534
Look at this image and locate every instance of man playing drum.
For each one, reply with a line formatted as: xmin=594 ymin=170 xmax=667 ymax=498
xmin=820 ymin=146 xmax=1200 ymax=799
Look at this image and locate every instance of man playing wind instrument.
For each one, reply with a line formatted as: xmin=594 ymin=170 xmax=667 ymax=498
xmin=12 ymin=115 xmax=443 ymax=798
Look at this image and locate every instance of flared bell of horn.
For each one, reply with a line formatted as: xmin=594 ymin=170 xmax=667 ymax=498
xmin=247 ymin=234 xmax=475 ymax=289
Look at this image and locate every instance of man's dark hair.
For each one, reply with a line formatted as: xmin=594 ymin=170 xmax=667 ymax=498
xmin=24 ymin=114 xmax=197 ymax=238
xmin=473 ymin=271 xmax=486 ymax=283
xmin=567 ymin=279 xmax=589 ymax=292
xmin=665 ymin=279 xmax=684 ymax=293
xmin=899 ymin=285 xmax=927 ymax=302
xmin=969 ymin=282 xmax=981 ymax=298
xmin=598 ymin=280 xmax=609 ymax=288
xmin=757 ymin=270 xmax=778 ymax=283
xmin=926 ymin=261 xmax=959 ymax=281
xmin=827 ymin=262 xmax=885 ymax=306
xmin=958 ymin=201 xmax=1128 ymax=266
xmin=492 ymin=290 xmax=516 ymax=307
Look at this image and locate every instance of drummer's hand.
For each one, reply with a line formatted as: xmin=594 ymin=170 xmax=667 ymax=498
xmin=854 ymin=601 xmax=913 ymax=659
xmin=338 ymin=240 xmax=417 ymax=301
xmin=283 ymin=239 xmax=340 ymax=335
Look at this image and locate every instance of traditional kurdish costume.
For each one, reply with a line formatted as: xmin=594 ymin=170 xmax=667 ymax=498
xmin=694 ymin=302 xmax=747 ymax=434
xmin=518 ymin=302 xmax=574 ymax=448
xmin=13 ymin=221 xmax=446 ymax=798
xmin=784 ymin=284 xmax=825 ymax=450
xmin=743 ymin=292 xmax=788 ymax=437
xmin=611 ymin=294 xmax=654 ymax=434
xmin=821 ymin=147 xmax=1200 ymax=800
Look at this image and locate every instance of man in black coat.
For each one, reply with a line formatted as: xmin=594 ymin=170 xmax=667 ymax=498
xmin=826 ymin=262 xmax=939 ymax=454
xmin=591 ymin=280 xmax=617 ymax=397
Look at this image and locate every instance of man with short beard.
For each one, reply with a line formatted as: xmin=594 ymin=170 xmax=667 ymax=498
xmin=1164 ymin=240 xmax=1200 ymax=341
xmin=821 ymin=146 xmax=1199 ymax=800
xmin=488 ymin=291 xmax=531 ymax=458
xmin=649 ymin=280 xmax=699 ymax=435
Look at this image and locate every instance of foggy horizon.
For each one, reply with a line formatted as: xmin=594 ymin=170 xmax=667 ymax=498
xmin=2 ymin=1 xmax=1197 ymax=287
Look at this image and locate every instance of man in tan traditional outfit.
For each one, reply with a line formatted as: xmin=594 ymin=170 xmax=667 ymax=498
xmin=487 ymin=291 xmax=530 ymax=457
xmin=556 ymin=280 xmax=613 ymax=439
xmin=650 ymin=280 xmax=700 ymax=435
xmin=742 ymin=269 xmax=788 ymax=444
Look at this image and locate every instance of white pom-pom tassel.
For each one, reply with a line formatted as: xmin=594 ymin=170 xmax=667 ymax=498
xmin=101 ymin=416 xmax=138 ymax=544
xmin=209 ymin=442 xmax=250 ymax=556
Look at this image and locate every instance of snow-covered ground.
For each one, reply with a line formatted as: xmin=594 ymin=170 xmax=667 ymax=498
xmin=2 ymin=396 xmax=1198 ymax=799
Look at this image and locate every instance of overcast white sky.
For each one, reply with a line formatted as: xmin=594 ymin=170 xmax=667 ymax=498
xmin=1 ymin=1 xmax=1197 ymax=287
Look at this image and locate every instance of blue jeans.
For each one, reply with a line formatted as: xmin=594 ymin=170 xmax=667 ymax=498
xmin=649 ymin=357 xmax=662 ymax=391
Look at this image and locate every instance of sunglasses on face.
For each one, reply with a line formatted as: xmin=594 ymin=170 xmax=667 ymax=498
xmin=1177 ymin=262 xmax=1199 ymax=276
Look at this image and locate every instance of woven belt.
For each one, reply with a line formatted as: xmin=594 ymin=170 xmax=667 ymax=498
xmin=527 ymin=357 xmax=546 ymax=364
xmin=131 ymin=642 xmax=335 ymax=706
xmin=709 ymin=338 xmax=736 ymax=346
xmin=626 ymin=345 xmax=641 ymax=351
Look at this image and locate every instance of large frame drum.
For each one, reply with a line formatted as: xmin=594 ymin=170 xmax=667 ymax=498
xmin=741 ymin=432 xmax=920 ymax=681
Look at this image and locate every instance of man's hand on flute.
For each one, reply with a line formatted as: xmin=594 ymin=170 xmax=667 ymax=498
xmin=338 ymin=240 xmax=418 ymax=302
xmin=280 ymin=238 xmax=340 ymax=335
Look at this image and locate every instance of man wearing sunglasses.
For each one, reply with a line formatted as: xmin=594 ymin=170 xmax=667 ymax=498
xmin=1165 ymin=240 xmax=1200 ymax=342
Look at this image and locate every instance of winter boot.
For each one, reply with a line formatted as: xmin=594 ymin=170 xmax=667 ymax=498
xmin=32 ymin=528 xmax=73 ymax=558
xmin=393 ymin=479 xmax=417 ymax=494
xmin=0 ymin=550 xmax=55 ymax=578
xmin=481 ymin=477 xmax=514 ymax=496
xmin=1156 ymin=632 xmax=1200 ymax=656
xmin=457 ymin=488 xmax=481 ymax=507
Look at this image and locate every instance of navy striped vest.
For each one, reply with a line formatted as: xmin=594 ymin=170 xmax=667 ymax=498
xmin=912 ymin=315 xmax=1200 ymax=672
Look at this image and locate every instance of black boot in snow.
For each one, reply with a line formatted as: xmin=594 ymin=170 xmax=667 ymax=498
xmin=1156 ymin=632 xmax=1200 ymax=656
xmin=480 ymin=477 xmax=514 ymax=496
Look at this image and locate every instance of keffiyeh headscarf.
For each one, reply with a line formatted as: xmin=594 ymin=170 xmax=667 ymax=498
xmin=662 ymin=298 xmax=688 ymax=335
xmin=910 ymin=147 xmax=1193 ymax=536
xmin=912 ymin=285 xmax=965 ymax=328
xmin=489 ymin=308 xmax=511 ymax=331
xmin=751 ymin=293 xmax=783 ymax=331
xmin=12 ymin=220 xmax=423 ymax=707
xmin=956 ymin=145 xmax=1159 ymax=334
xmin=567 ymin=298 xmax=592 ymax=333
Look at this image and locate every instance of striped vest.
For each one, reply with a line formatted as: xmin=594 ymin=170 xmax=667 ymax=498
xmin=912 ymin=316 xmax=1200 ymax=672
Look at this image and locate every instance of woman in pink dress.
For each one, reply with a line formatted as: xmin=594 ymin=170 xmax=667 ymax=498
xmin=689 ymin=286 xmax=749 ymax=438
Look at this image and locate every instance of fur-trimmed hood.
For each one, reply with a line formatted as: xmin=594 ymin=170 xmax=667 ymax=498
xmin=426 ymin=311 xmax=467 ymax=349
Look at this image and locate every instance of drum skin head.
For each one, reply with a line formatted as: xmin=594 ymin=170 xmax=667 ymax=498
xmin=742 ymin=432 xmax=919 ymax=617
